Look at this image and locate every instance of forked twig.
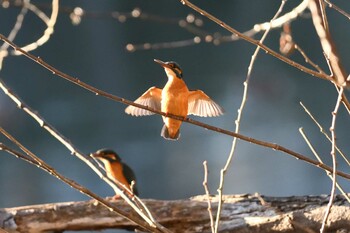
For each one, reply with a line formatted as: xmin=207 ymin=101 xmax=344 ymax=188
xmin=300 ymin=102 xmax=349 ymax=166
xmin=0 ymin=143 xmax=41 ymax=167
xmin=295 ymin=45 xmax=325 ymax=74
xmin=294 ymin=43 xmax=350 ymax=113
xmin=299 ymin=128 xmax=350 ymax=203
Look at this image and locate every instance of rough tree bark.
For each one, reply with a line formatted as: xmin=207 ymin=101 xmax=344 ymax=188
xmin=1 ymin=194 xmax=349 ymax=233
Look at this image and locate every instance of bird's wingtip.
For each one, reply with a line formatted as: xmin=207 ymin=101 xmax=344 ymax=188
xmin=125 ymin=106 xmax=132 ymax=115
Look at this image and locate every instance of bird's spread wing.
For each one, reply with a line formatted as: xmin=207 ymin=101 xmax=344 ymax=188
xmin=125 ymin=87 xmax=162 ymax=116
xmin=188 ymin=90 xmax=224 ymax=117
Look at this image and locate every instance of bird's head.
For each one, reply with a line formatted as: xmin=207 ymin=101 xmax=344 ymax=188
xmin=91 ymin=149 xmax=121 ymax=163
xmin=154 ymin=59 xmax=183 ymax=79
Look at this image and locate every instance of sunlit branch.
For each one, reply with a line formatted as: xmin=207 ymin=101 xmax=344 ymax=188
xmin=298 ymin=128 xmax=350 ymax=203
xmin=179 ymin=0 xmax=348 ymax=87
xmin=215 ymin=1 xmax=287 ymax=232
xmin=320 ymin=87 xmax=344 ymax=233
xmin=324 ymin=0 xmax=350 ymax=20
xmin=0 ymin=0 xmax=28 ymax=69
xmin=308 ymin=0 xmax=348 ymax=87
xmin=129 ymin=0 xmax=310 ymax=51
xmin=202 ymin=161 xmax=214 ymax=233
xmin=300 ymin=102 xmax=349 ymax=166
xmin=0 ymin=35 xmax=349 ymax=181
xmin=10 ymin=0 xmax=59 ymax=55
xmin=0 ymin=130 xmax=164 ymax=233
xmin=0 ymin=80 xmax=169 ymax=232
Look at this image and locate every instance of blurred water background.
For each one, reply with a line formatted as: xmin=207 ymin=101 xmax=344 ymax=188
xmin=1 ymin=1 xmax=350 ymax=232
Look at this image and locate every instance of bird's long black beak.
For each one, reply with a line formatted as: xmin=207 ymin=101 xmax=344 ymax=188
xmin=154 ymin=59 xmax=171 ymax=69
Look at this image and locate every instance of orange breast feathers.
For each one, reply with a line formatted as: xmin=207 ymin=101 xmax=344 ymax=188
xmin=104 ymin=162 xmax=132 ymax=191
xmin=161 ymin=77 xmax=189 ymax=116
xmin=161 ymin=77 xmax=189 ymax=137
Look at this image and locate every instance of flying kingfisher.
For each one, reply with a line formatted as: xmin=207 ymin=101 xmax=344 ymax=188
xmin=125 ymin=59 xmax=224 ymax=140
xmin=91 ymin=149 xmax=138 ymax=198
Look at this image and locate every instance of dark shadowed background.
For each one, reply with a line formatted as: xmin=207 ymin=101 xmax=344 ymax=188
xmin=1 ymin=1 xmax=350 ymax=232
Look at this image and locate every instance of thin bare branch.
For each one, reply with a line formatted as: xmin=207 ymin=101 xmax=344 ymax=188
xmin=318 ymin=0 xmax=330 ymax=33
xmin=252 ymin=0 xmax=309 ymax=32
xmin=324 ymin=0 xmax=350 ymax=20
xmin=0 ymin=0 xmax=28 ymax=69
xmin=202 ymin=161 xmax=214 ymax=233
xmin=0 ymin=81 xmax=170 ymax=232
xmin=300 ymin=102 xmax=350 ymax=166
xmin=295 ymin=44 xmax=326 ymax=74
xmin=298 ymin=128 xmax=350 ymax=203
xmin=0 ymin=143 xmax=41 ymax=166
xmin=308 ymin=0 xmax=348 ymax=87
xmin=11 ymin=0 xmax=59 ymax=55
xmin=215 ymin=1 xmax=287 ymax=232
xmin=320 ymin=87 xmax=344 ymax=233
xmin=130 ymin=0 xmax=309 ymax=51
xmin=340 ymin=91 xmax=350 ymax=114
xmin=179 ymin=0 xmax=333 ymax=84
xmin=0 ymin=36 xmax=349 ymax=181
xmin=322 ymin=48 xmax=350 ymax=114
xmin=0 ymin=0 xmax=310 ymax=52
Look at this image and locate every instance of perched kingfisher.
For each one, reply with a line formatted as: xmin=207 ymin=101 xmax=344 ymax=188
xmin=91 ymin=149 xmax=138 ymax=197
xmin=125 ymin=59 xmax=224 ymax=140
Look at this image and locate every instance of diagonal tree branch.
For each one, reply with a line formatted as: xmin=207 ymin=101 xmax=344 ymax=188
xmin=0 ymin=0 xmax=28 ymax=69
xmin=215 ymin=1 xmax=288 ymax=232
xmin=0 ymin=131 xmax=165 ymax=233
xmin=324 ymin=0 xmax=350 ymax=20
xmin=308 ymin=0 xmax=348 ymax=86
xmin=0 ymin=81 xmax=169 ymax=233
xmin=179 ymin=0 xmax=337 ymax=85
xmin=11 ymin=0 xmax=59 ymax=56
xmin=0 ymin=34 xmax=350 ymax=180
xmin=320 ymin=86 xmax=344 ymax=233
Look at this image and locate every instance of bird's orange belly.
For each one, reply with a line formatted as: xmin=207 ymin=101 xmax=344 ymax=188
xmin=161 ymin=92 xmax=188 ymax=137
xmin=106 ymin=163 xmax=131 ymax=191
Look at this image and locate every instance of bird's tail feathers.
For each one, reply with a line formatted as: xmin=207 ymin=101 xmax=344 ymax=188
xmin=161 ymin=125 xmax=180 ymax=140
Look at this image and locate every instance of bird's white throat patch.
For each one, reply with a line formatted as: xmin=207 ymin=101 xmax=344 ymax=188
xmin=164 ymin=68 xmax=177 ymax=80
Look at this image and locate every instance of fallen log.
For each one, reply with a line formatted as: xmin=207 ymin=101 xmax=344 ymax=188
xmin=1 ymin=194 xmax=349 ymax=232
